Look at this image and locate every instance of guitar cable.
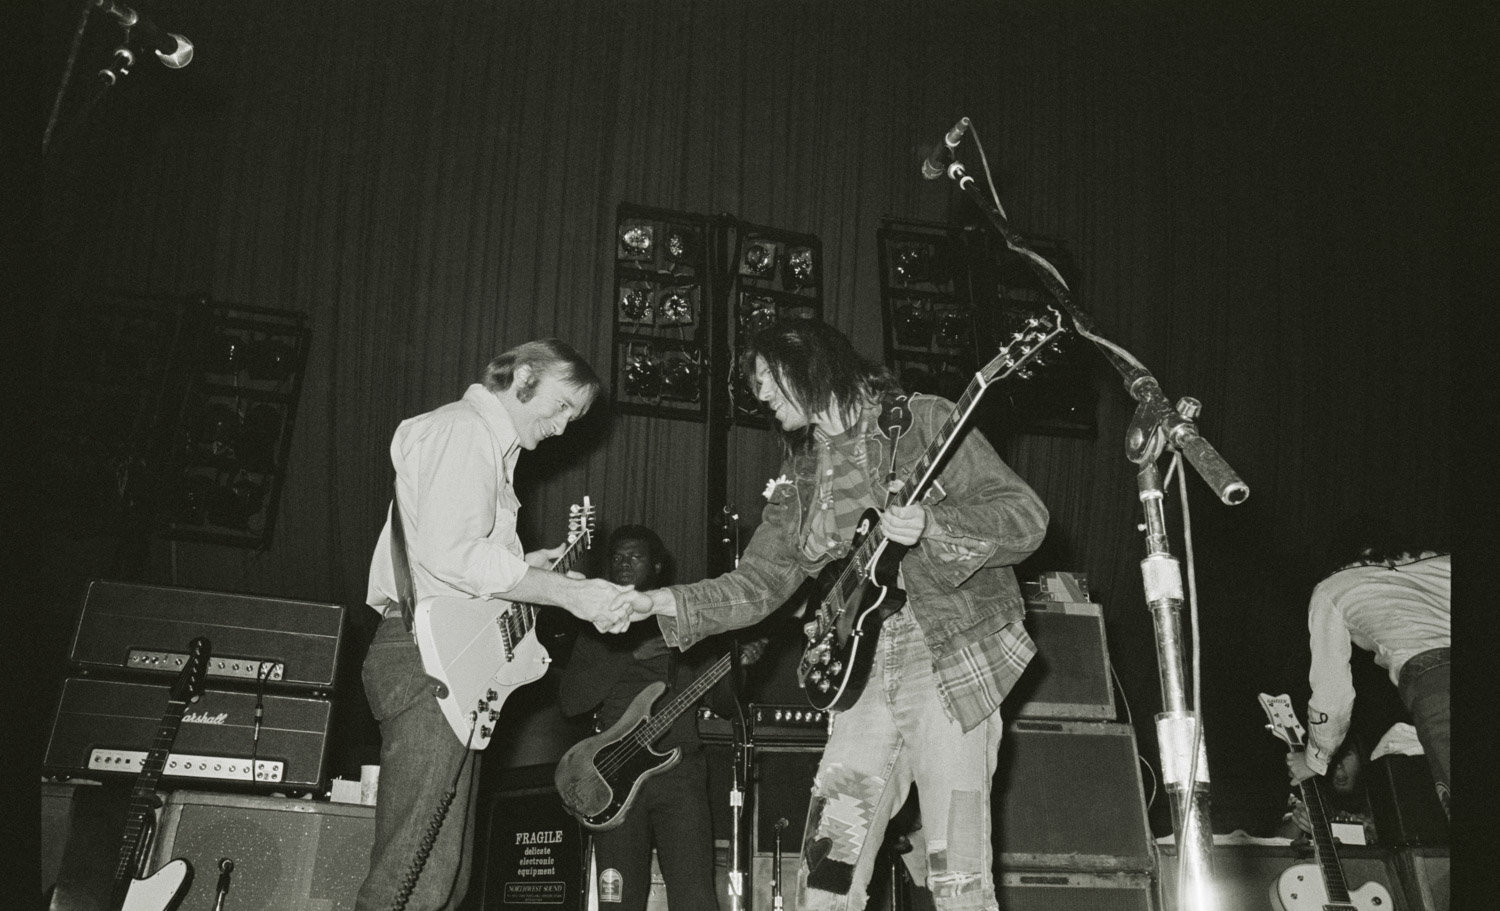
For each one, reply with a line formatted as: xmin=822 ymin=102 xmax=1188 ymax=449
xmin=250 ymin=660 xmax=272 ymax=786
xmin=387 ymin=718 xmax=478 ymax=911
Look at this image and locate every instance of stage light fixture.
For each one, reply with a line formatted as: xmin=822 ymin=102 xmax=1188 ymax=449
xmin=891 ymin=243 xmax=931 ymax=284
xmin=934 ymin=309 xmax=971 ymax=350
xmin=618 ymin=223 xmax=654 ymax=260
xmin=656 ymin=289 xmax=694 ymax=325
xmin=204 ymin=332 xmax=246 ymax=374
xmin=660 ymin=353 xmax=701 ymax=402
xmin=619 ymin=287 xmax=654 ymax=323
xmin=741 ymin=298 xmax=779 ymax=337
xmin=740 ymin=240 xmax=777 ymax=276
xmin=244 ymin=338 xmax=294 ymax=382
xmin=894 ymin=302 xmax=932 ymax=347
xmin=665 ymin=228 xmax=693 ymax=263
xmin=784 ymin=246 xmax=815 ymax=289
xmin=197 ymin=402 xmax=241 ymax=460
xmin=623 ymin=349 xmax=662 ymax=399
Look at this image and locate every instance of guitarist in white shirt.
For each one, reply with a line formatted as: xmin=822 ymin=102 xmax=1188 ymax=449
xmin=358 ymin=340 xmax=639 ymax=911
xmin=1286 ymin=537 xmax=1451 ymax=821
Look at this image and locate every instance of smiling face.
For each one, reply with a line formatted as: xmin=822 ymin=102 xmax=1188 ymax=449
xmin=752 ymin=356 xmax=813 ymax=432
xmin=501 ymin=365 xmax=593 ymax=450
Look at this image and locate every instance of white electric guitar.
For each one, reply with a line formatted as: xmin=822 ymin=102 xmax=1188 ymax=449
xmin=1258 ymin=693 xmax=1393 ymax=911
xmin=415 ymin=498 xmax=595 ymax=748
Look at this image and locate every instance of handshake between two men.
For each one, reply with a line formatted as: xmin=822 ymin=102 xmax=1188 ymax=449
xmin=523 ymin=542 xmax=673 ymax=634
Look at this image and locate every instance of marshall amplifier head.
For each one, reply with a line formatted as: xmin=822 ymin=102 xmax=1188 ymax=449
xmin=45 ymin=676 xmax=332 ymax=794
xmin=68 ymin=579 xmax=346 ymax=692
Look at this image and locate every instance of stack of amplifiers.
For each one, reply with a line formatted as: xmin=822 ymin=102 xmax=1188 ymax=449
xmin=44 ymin=580 xmax=345 ymax=794
xmin=1008 ymin=601 xmax=1116 ymax=721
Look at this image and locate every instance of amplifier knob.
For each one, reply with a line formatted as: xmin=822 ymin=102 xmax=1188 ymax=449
xmin=829 ymin=661 xmax=843 ymax=675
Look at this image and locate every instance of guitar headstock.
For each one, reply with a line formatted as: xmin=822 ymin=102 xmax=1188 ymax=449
xmin=1257 ymin=692 xmax=1307 ymax=751
xmin=172 ymin=637 xmax=211 ymax=704
xmin=978 ymin=304 xmax=1068 ymax=386
xmin=568 ymin=496 xmax=596 ymax=551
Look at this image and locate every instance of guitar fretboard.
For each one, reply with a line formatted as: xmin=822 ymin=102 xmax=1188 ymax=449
xmin=1294 ymin=750 xmax=1353 ymax=904
xmin=500 ymin=531 xmax=590 ymax=654
xmin=631 ymin=653 xmax=734 ymax=746
xmin=115 ymin=697 xmax=188 ymax=885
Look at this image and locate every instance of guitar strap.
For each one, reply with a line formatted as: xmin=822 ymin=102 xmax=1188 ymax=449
xmin=877 ymin=392 xmax=912 ymax=509
xmin=388 ymin=481 xmax=417 ymax=633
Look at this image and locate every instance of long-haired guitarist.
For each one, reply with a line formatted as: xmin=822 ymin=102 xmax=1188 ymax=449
xmin=359 ymin=340 xmax=637 ymax=911
xmin=618 ymin=319 xmax=1049 ymax=911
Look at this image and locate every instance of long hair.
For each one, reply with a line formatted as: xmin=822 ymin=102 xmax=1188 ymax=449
xmin=739 ymin=318 xmax=897 ymax=452
xmin=480 ymin=338 xmax=604 ymax=405
xmin=1317 ymin=512 xmax=1450 ymax=580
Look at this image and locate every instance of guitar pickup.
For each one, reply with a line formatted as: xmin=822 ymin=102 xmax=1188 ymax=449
xmin=88 ymin=748 xmax=284 ymax=783
xmin=127 ymin=650 xmax=285 ymax=683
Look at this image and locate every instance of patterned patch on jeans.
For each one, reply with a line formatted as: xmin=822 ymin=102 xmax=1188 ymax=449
xmin=803 ymin=765 xmax=884 ymax=895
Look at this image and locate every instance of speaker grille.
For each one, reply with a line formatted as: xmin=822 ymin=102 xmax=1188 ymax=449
xmin=153 ymin=791 xmax=374 ymax=911
xmin=994 ymin=720 xmax=1153 ymax=871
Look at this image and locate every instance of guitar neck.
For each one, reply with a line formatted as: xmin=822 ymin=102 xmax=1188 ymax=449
xmin=1294 ymin=749 xmax=1354 ymax=904
xmin=512 ymin=534 xmax=590 ymax=636
xmin=115 ymin=699 xmax=189 ymax=884
xmin=633 ymin=653 xmax=733 ymax=744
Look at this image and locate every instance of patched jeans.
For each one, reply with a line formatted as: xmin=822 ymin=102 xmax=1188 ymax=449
xmin=356 ymin=613 xmax=483 ymax=911
xmin=797 ymin=608 xmax=1005 ymax=911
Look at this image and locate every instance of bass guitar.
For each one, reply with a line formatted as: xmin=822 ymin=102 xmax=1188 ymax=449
xmin=555 ymin=651 xmax=734 ymax=829
xmin=1258 ymin=693 xmax=1392 ymax=911
xmin=415 ymin=498 xmax=596 ymax=748
xmin=798 ymin=309 xmax=1065 ymax=711
xmin=50 ymin=637 xmax=209 ymax=911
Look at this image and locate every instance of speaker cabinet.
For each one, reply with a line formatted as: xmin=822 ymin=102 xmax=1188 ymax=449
xmin=151 ymin=790 xmax=375 ymax=911
xmin=994 ymin=720 xmax=1153 ymax=872
xmin=1394 ymin=847 xmax=1449 ymax=911
xmin=1155 ymin=844 xmax=1402 ymax=911
xmin=998 ymin=871 xmax=1154 ymax=911
xmin=1009 ymin=603 xmax=1116 ymax=721
xmin=469 ymin=773 xmax=588 ymax=911
xmin=1369 ymin=754 xmax=1449 ymax=846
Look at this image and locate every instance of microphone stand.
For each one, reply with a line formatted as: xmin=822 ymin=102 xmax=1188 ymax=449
xmin=938 ymin=155 xmax=1249 ymax=910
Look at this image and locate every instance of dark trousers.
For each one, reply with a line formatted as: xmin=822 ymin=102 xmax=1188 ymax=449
xmin=592 ymin=748 xmax=721 ymax=911
xmin=1398 ymin=646 xmax=1450 ymax=818
xmin=356 ymin=614 xmax=482 ymax=911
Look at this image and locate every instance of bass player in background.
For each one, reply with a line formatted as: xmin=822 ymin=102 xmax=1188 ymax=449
xmin=1287 ymin=535 xmax=1451 ymax=819
xmin=559 ymin=523 xmax=767 ymax=911
xmin=619 ymin=319 xmax=1049 ymax=911
xmin=359 ymin=340 xmax=636 ymax=911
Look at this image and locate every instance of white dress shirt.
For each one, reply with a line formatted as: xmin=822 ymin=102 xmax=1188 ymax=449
xmin=1305 ymin=553 xmax=1450 ymax=773
xmin=366 ymin=384 xmax=531 ymax=612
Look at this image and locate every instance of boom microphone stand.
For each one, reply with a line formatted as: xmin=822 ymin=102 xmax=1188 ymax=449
xmin=928 ymin=121 xmax=1248 ymax=910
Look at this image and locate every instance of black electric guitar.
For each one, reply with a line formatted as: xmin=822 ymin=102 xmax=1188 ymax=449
xmin=555 ymin=651 xmax=736 ymax=830
xmin=797 ymin=308 xmax=1065 ymax=711
xmin=1258 ymin=693 xmax=1392 ymax=911
xmin=50 ymin=638 xmax=210 ymax=911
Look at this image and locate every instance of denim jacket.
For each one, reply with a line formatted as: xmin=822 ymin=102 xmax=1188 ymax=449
xmin=660 ymin=394 xmax=1048 ymax=668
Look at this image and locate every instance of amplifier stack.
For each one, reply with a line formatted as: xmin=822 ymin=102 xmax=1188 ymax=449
xmin=43 ymin=580 xmax=346 ymax=794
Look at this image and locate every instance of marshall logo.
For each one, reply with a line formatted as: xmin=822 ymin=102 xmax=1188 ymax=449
xmin=182 ymin=711 xmax=230 ymax=725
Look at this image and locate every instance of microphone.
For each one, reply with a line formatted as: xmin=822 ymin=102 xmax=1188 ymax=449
xmin=95 ymin=0 xmax=194 ymax=68
xmin=921 ymin=117 xmax=970 ymax=179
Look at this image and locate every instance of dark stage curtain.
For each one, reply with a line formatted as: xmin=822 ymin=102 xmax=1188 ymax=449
xmin=35 ymin=0 xmax=1452 ymax=822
